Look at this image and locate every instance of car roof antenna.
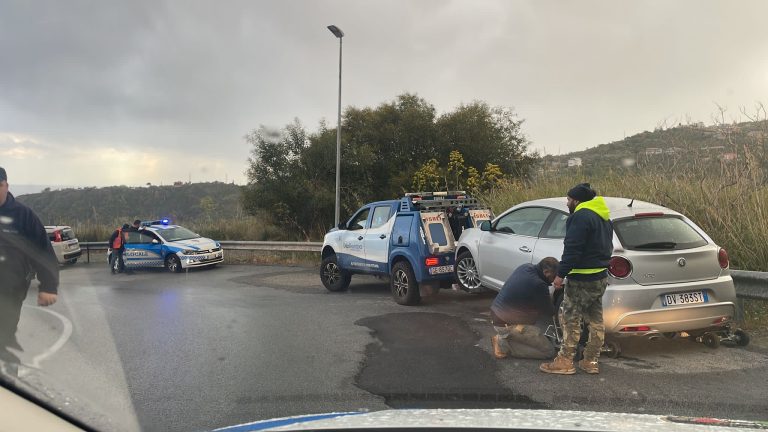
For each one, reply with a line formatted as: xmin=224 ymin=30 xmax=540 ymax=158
xmin=628 ymin=198 xmax=634 ymax=208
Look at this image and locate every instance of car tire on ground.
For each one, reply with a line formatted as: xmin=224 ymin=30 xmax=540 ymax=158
xmin=165 ymin=255 xmax=182 ymax=273
xmin=66 ymin=259 xmax=77 ymax=265
xmin=320 ymin=255 xmax=351 ymax=292
xmin=391 ymin=261 xmax=420 ymax=306
xmin=455 ymin=251 xmax=482 ymax=292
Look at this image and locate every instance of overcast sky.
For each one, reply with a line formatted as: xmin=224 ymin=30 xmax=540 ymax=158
xmin=1 ymin=0 xmax=767 ymax=189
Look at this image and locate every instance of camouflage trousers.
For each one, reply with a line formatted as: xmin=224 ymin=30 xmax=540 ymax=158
xmin=558 ymin=277 xmax=608 ymax=362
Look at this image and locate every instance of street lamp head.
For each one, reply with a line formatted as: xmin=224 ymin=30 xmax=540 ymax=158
xmin=327 ymin=25 xmax=344 ymax=38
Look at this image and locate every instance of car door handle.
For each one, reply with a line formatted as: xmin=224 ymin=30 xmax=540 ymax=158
xmin=519 ymin=246 xmax=532 ymax=253
xmin=358 ymin=236 xmax=364 ymax=241
xmin=379 ymin=234 xmax=386 ymax=239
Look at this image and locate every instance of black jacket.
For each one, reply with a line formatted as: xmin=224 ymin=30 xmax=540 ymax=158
xmin=558 ymin=196 xmax=613 ymax=281
xmin=0 ymin=192 xmax=59 ymax=294
xmin=491 ymin=263 xmax=555 ymax=325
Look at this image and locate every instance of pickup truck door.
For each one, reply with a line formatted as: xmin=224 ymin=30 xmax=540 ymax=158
xmin=339 ymin=207 xmax=370 ymax=270
xmin=478 ymin=207 xmax=553 ymax=289
xmin=362 ymin=204 xmax=394 ymax=272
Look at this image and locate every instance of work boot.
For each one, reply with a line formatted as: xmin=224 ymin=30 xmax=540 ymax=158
xmin=578 ymin=359 xmax=599 ymax=374
xmin=539 ymin=354 xmax=576 ymax=375
xmin=491 ymin=335 xmax=508 ymax=359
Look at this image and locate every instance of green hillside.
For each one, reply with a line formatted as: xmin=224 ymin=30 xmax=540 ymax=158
xmin=543 ymin=120 xmax=768 ymax=174
xmin=17 ymin=182 xmax=245 ymax=226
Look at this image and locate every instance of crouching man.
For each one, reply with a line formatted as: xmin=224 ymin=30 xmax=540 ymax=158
xmin=490 ymin=257 xmax=559 ymax=360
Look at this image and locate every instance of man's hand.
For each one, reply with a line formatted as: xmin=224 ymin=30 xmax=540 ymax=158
xmin=553 ymin=276 xmax=565 ymax=290
xmin=38 ymin=292 xmax=57 ymax=306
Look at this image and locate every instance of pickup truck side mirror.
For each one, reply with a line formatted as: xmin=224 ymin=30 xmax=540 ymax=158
xmin=480 ymin=220 xmax=491 ymax=232
xmin=337 ymin=222 xmax=347 ymax=230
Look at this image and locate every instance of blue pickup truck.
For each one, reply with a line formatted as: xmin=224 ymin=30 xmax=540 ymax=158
xmin=320 ymin=191 xmax=492 ymax=305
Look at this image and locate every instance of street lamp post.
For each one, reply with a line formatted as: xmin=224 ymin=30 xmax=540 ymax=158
xmin=327 ymin=25 xmax=344 ymax=228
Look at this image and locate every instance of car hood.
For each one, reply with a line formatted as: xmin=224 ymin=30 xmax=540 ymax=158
xmin=165 ymin=237 xmax=218 ymax=251
xmin=212 ymin=409 xmax=764 ymax=431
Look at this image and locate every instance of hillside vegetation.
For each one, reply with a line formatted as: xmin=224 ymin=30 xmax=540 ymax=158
xmin=18 ymin=182 xmax=244 ymax=227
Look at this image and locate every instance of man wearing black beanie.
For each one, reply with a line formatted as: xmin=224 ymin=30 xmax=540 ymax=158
xmin=540 ymin=183 xmax=612 ymax=375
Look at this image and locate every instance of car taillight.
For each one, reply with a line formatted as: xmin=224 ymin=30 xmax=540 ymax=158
xmin=54 ymin=230 xmax=62 ymax=242
xmin=608 ymin=256 xmax=632 ymax=279
xmin=718 ymin=248 xmax=729 ymax=269
xmin=425 ymin=257 xmax=439 ymax=267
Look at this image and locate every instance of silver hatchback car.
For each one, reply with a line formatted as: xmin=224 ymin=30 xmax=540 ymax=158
xmin=455 ymin=197 xmax=741 ymax=348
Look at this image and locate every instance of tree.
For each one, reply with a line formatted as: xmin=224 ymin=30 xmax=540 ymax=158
xmin=446 ymin=150 xmax=465 ymax=190
xmin=436 ymin=102 xmax=534 ymax=177
xmin=412 ymin=159 xmax=442 ymax=191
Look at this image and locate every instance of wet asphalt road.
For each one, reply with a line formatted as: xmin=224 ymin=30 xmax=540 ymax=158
xmin=12 ymin=264 xmax=768 ymax=432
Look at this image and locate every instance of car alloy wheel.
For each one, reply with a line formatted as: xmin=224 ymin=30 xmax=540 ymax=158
xmin=456 ymin=253 xmax=482 ymax=291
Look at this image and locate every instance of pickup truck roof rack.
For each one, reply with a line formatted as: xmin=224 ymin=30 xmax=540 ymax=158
xmin=399 ymin=191 xmax=487 ymax=212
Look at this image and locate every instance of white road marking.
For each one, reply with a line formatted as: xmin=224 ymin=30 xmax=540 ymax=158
xmin=20 ymin=305 xmax=74 ymax=369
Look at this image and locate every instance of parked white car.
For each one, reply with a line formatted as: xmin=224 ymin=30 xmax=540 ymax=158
xmin=45 ymin=225 xmax=82 ymax=265
xmin=454 ymin=197 xmax=746 ymax=351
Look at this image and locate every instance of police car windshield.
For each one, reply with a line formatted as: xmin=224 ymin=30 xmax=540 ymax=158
xmin=156 ymin=227 xmax=200 ymax=242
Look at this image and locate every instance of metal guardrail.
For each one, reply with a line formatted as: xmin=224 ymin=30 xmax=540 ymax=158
xmin=731 ymin=270 xmax=768 ymax=301
xmin=79 ymin=242 xmax=767 ymax=301
xmin=79 ymin=240 xmax=321 ymax=262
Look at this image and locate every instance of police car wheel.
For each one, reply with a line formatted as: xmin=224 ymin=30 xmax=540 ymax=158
xmin=320 ymin=255 xmax=350 ymax=292
xmin=391 ymin=261 xmax=420 ymax=306
xmin=166 ymin=255 xmax=182 ymax=273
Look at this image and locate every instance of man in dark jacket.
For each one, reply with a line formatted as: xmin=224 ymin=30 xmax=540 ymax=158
xmin=490 ymin=257 xmax=559 ymax=360
xmin=540 ymin=183 xmax=613 ymax=375
xmin=0 ymin=167 xmax=59 ymax=370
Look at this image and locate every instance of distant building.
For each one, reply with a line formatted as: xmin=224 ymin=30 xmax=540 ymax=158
xmin=567 ymin=157 xmax=582 ymax=167
xmin=173 ymin=181 xmax=184 ymax=187
xmin=664 ymin=147 xmax=683 ymax=155
xmin=644 ymin=148 xmax=663 ymax=155
xmin=721 ymin=152 xmax=737 ymax=161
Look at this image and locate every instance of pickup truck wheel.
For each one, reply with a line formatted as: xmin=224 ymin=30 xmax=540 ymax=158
xmin=391 ymin=261 xmax=420 ymax=305
xmin=320 ymin=255 xmax=351 ymax=292
xmin=455 ymin=251 xmax=482 ymax=291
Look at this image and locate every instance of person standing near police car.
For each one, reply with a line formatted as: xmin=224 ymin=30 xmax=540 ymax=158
xmin=0 ymin=167 xmax=59 ymax=368
xmin=540 ymin=183 xmax=612 ymax=375
xmin=490 ymin=257 xmax=560 ymax=360
xmin=109 ymin=223 xmax=131 ymax=274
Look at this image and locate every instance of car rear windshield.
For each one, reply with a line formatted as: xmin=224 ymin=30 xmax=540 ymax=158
xmin=61 ymin=229 xmax=75 ymax=241
xmin=48 ymin=228 xmax=76 ymax=241
xmin=614 ymin=216 xmax=708 ymax=250
xmin=157 ymin=227 xmax=200 ymax=242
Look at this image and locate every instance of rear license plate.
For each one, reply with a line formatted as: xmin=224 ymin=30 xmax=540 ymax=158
xmin=662 ymin=291 xmax=708 ymax=306
xmin=428 ymin=265 xmax=453 ymax=275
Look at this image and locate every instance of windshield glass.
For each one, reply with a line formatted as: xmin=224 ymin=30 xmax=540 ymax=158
xmin=156 ymin=227 xmax=200 ymax=242
xmin=1 ymin=1 xmax=767 ymax=432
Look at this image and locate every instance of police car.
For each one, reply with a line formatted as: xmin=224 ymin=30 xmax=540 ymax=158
xmin=113 ymin=219 xmax=223 ymax=273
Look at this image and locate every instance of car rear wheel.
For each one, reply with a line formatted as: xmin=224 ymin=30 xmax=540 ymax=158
xmin=391 ymin=261 xmax=420 ymax=306
xmin=455 ymin=251 xmax=482 ymax=292
xmin=165 ymin=255 xmax=182 ymax=273
xmin=320 ymin=255 xmax=351 ymax=292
